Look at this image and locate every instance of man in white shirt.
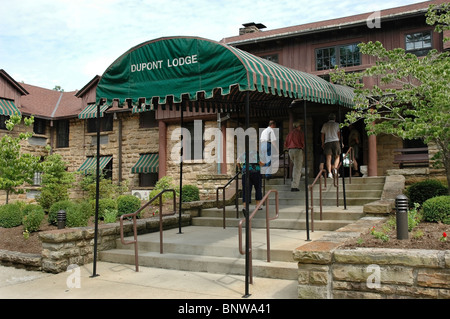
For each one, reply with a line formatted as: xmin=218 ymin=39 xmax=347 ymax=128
xmin=260 ymin=120 xmax=278 ymax=179
xmin=321 ymin=113 xmax=341 ymax=178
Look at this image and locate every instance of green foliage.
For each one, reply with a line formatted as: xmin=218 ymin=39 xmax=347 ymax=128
xmin=182 ymin=185 xmax=200 ymax=202
xmin=407 ymin=203 xmax=422 ymax=232
xmin=0 ymin=202 xmax=24 ymax=228
xmin=149 ymin=176 xmax=178 ymax=205
xmin=331 ymin=5 xmax=450 ymax=192
xmin=89 ymin=198 xmax=117 ymax=220
xmin=36 ymin=154 xmax=75 ymax=212
xmin=117 ymin=194 xmax=141 ymax=217
xmin=103 ymin=208 xmax=118 ymax=223
xmin=406 ymin=179 xmax=448 ymax=207
xmin=370 ymin=226 xmax=390 ymax=242
xmin=22 ymin=204 xmax=45 ymax=232
xmin=80 ymin=171 xmax=127 ymax=200
xmin=422 ymin=195 xmax=450 ymax=224
xmin=0 ymin=115 xmax=41 ymax=203
xmin=48 ymin=200 xmax=90 ymax=227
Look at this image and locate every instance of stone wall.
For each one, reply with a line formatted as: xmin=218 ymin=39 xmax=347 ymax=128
xmin=0 ymin=214 xmax=190 ymax=273
xmin=293 ymin=218 xmax=450 ymax=299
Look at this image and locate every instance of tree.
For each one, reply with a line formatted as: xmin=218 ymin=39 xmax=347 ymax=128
xmin=332 ymin=4 xmax=450 ymax=194
xmin=35 ymin=153 xmax=75 ymax=212
xmin=0 ymin=115 xmax=41 ymax=203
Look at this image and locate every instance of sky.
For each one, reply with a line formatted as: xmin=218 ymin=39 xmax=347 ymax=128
xmin=0 ymin=0 xmax=428 ymax=92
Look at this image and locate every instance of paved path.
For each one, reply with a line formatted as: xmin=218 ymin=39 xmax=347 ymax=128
xmin=0 ymin=261 xmax=298 ymax=299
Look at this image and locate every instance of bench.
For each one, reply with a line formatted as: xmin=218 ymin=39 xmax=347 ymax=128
xmin=393 ymin=147 xmax=429 ymax=168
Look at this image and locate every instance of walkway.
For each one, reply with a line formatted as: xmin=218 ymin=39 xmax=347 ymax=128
xmin=0 ymin=227 xmax=329 ymax=300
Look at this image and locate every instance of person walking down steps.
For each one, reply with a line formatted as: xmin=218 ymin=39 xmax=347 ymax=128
xmin=321 ymin=113 xmax=342 ymax=178
xmin=284 ymin=122 xmax=305 ymax=191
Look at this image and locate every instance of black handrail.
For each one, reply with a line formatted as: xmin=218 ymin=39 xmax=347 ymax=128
xmin=333 ymin=147 xmax=354 ymax=206
xmin=238 ymin=190 xmax=279 ymax=284
xmin=216 ymin=171 xmax=241 ymax=228
xmin=119 ymin=189 xmax=177 ymax=272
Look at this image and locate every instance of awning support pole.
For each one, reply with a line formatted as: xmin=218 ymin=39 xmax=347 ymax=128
xmin=178 ymin=101 xmax=184 ymax=234
xmin=91 ymin=99 xmax=104 ymax=278
xmin=303 ymin=100 xmax=311 ymax=241
xmin=339 ymin=106 xmax=347 ymax=210
xmin=243 ymin=91 xmax=251 ymax=298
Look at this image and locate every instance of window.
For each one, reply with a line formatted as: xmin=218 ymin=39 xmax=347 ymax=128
xmin=33 ymin=118 xmax=46 ymax=135
xmin=316 ymin=43 xmax=361 ymax=71
xmin=0 ymin=115 xmax=9 ymax=130
xmin=184 ymin=121 xmax=204 ymax=161
xmin=139 ymin=111 xmax=158 ymax=128
xmin=139 ymin=173 xmax=158 ymax=187
xmin=405 ymin=31 xmax=432 ymax=56
xmin=56 ymin=120 xmax=69 ymax=148
xmin=87 ymin=113 xmax=113 ymax=133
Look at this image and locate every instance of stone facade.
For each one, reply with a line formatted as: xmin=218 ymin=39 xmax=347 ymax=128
xmin=293 ymin=218 xmax=450 ymax=299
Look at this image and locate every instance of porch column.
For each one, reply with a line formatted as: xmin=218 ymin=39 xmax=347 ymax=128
xmin=368 ymin=134 xmax=378 ymax=176
xmin=158 ymin=120 xmax=167 ymax=178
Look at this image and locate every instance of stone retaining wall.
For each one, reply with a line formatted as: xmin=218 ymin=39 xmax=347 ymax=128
xmin=0 ymin=214 xmax=190 ymax=273
xmin=293 ymin=217 xmax=450 ymax=299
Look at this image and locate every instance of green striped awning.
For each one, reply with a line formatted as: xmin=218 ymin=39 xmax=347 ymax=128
xmin=132 ymin=153 xmax=159 ymax=173
xmin=78 ymin=103 xmax=110 ymax=119
xmin=96 ymin=36 xmax=354 ymax=108
xmin=0 ymin=98 xmax=21 ymax=116
xmin=78 ymin=156 xmax=112 ymax=174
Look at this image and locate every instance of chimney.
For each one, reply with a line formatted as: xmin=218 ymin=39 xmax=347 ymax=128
xmin=239 ymin=22 xmax=267 ymax=35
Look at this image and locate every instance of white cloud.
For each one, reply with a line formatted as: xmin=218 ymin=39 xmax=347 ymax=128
xmin=0 ymin=0 xmax=427 ymax=91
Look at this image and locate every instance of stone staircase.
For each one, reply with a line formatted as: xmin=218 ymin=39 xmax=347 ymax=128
xmin=99 ymin=176 xmax=385 ymax=280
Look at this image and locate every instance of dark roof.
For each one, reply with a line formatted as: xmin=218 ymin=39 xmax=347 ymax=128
xmin=221 ymin=0 xmax=446 ymax=45
xmin=20 ymin=83 xmax=82 ymax=120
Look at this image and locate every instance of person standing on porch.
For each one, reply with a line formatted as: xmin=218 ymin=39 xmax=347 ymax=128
xmin=321 ymin=113 xmax=341 ymax=178
xmin=284 ymin=122 xmax=305 ymax=191
xmin=260 ymin=120 xmax=278 ymax=179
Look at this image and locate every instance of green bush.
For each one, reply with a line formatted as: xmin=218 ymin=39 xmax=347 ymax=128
xmin=149 ymin=176 xmax=178 ymax=205
xmin=66 ymin=205 xmax=90 ymax=228
xmin=117 ymin=194 xmax=141 ymax=217
xmin=48 ymin=200 xmax=75 ymax=225
xmin=103 ymin=209 xmax=118 ymax=223
xmin=22 ymin=204 xmax=45 ymax=232
xmin=89 ymin=198 xmax=117 ymax=220
xmin=0 ymin=202 xmax=24 ymax=228
xmin=422 ymin=195 xmax=450 ymax=224
xmin=182 ymin=185 xmax=200 ymax=202
xmin=406 ymin=179 xmax=448 ymax=207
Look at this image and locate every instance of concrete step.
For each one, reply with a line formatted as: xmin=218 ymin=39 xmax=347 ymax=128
xmin=99 ymin=226 xmax=326 ymax=280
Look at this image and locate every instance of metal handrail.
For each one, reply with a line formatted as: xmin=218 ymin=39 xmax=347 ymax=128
xmin=238 ymin=189 xmax=279 ymax=284
xmin=216 ymin=171 xmax=241 ymax=228
xmin=333 ymin=147 xmax=354 ymax=206
xmin=119 ymin=189 xmax=177 ymax=272
xmin=308 ymin=169 xmax=328 ymax=232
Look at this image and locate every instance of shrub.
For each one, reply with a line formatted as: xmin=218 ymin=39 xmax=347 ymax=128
xmin=89 ymin=198 xmax=117 ymax=220
xmin=48 ymin=200 xmax=75 ymax=225
xmin=66 ymin=205 xmax=90 ymax=227
xmin=422 ymin=195 xmax=450 ymax=224
xmin=103 ymin=209 xmax=118 ymax=223
xmin=22 ymin=204 xmax=45 ymax=232
xmin=182 ymin=185 xmax=200 ymax=202
xmin=149 ymin=176 xmax=178 ymax=205
xmin=117 ymin=194 xmax=141 ymax=217
xmin=406 ymin=179 xmax=448 ymax=207
xmin=0 ymin=203 xmax=24 ymax=228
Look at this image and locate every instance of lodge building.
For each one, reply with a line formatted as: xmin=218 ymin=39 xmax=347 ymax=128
xmin=0 ymin=0 xmax=447 ymax=203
